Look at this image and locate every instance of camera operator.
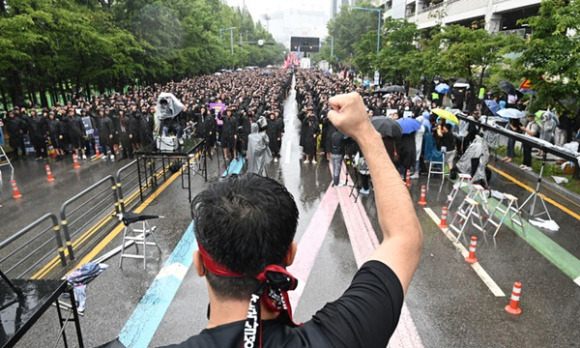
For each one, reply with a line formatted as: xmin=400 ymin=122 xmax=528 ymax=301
xmin=161 ymin=92 xmax=423 ymax=348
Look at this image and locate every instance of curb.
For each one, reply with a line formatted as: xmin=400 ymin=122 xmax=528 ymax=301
xmin=488 ymin=154 xmax=580 ymax=206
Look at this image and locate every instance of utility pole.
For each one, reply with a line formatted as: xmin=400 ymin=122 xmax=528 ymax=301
xmin=330 ymin=36 xmax=334 ymax=58
xmin=230 ymin=29 xmax=234 ymax=55
xmin=263 ymin=14 xmax=271 ymax=32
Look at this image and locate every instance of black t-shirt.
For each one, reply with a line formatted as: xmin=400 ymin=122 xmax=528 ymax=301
xmin=160 ymin=261 xmax=404 ymax=348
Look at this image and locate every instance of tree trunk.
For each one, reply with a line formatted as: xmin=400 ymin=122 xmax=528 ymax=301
xmin=39 ymin=88 xmax=49 ymax=107
xmin=58 ymin=80 xmax=67 ymax=104
xmin=8 ymin=70 xmax=25 ymax=107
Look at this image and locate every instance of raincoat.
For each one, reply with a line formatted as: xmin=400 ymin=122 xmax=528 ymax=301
xmin=456 ymin=135 xmax=490 ymax=185
xmin=247 ymin=123 xmax=272 ymax=176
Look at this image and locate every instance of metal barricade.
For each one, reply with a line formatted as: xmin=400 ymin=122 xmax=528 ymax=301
xmin=116 ymin=160 xmax=140 ymax=213
xmin=0 ymin=213 xmax=67 ymax=279
xmin=60 ymin=175 xmax=121 ymax=261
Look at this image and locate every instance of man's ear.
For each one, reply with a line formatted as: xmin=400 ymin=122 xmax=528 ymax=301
xmin=193 ymin=250 xmax=206 ymax=277
xmin=285 ymin=241 xmax=297 ymax=267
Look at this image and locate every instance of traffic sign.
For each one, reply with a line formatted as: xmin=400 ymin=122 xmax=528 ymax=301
xmin=520 ymin=79 xmax=532 ymax=89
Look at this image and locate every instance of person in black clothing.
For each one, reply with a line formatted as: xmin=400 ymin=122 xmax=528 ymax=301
xmin=434 ymin=122 xmax=456 ymax=169
xmin=266 ymin=111 xmax=283 ymax=161
xmin=97 ymin=109 xmax=115 ymax=160
xmin=64 ymin=108 xmax=87 ymax=160
xmin=300 ymin=108 xmax=319 ymax=164
xmin=330 ymin=130 xmax=345 ymax=187
xmin=118 ymin=109 xmax=134 ymax=160
xmin=46 ymin=111 xmax=65 ymax=159
xmin=27 ymin=109 xmax=47 ymax=159
xmin=161 ymin=92 xmax=422 ymax=348
xmin=220 ymin=108 xmax=238 ymax=160
xmin=5 ymin=111 xmax=27 ymax=160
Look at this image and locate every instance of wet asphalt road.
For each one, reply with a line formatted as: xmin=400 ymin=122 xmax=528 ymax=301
xmin=2 ymin=85 xmax=580 ymax=348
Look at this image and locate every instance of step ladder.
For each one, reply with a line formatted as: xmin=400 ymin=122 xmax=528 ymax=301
xmin=118 ymin=212 xmax=162 ymax=269
xmin=464 ymin=184 xmax=490 ymax=217
xmin=447 ymin=173 xmax=472 ymax=210
xmin=483 ymin=193 xmax=526 ymax=238
xmin=449 ymin=197 xmax=485 ymax=243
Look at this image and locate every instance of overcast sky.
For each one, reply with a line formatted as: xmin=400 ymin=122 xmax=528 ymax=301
xmin=227 ymin=0 xmax=331 ymax=45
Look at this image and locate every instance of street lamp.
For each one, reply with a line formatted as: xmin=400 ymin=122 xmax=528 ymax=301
xmin=353 ymin=7 xmax=382 ymax=55
xmin=219 ymin=27 xmax=236 ymax=55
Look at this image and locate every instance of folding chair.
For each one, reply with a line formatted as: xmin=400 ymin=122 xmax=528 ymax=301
xmin=427 ymin=151 xmax=445 ymax=188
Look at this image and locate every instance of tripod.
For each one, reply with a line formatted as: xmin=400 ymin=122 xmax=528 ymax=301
xmin=518 ymin=151 xmax=552 ymax=220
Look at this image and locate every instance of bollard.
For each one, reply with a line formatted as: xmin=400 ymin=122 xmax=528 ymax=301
xmin=438 ymin=206 xmax=449 ymax=228
xmin=95 ymin=144 xmax=102 ymax=158
xmin=73 ymin=153 xmax=81 ymax=169
xmin=418 ymin=185 xmax=427 ymax=206
xmin=505 ymin=282 xmax=522 ymax=315
xmin=11 ymin=179 xmax=23 ymax=199
xmin=45 ymin=164 xmax=55 ymax=182
xmin=465 ymin=236 xmax=478 ymax=264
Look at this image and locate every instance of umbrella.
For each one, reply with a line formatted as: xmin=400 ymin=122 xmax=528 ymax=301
xmin=484 ymin=99 xmax=500 ymax=116
xmin=453 ymin=78 xmax=470 ymax=89
xmin=497 ymin=108 xmax=524 ymax=119
xmin=383 ymin=85 xmax=406 ymax=94
xmin=371 ymin=116 xmax=402 ymax=138
xmin=372 ymin=86 xmax=388 ymax=94
xmin=432 ymin=108 xmax=459 ymax=124
xmin=396 ymin=117 xmax=422 ymax=134
xmin=435 ymin=83 xmax=450 ymax=93
xmin=499 ymin=81 xmax=517 ymax=95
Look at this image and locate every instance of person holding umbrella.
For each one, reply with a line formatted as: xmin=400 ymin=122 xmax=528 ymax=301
xmin=396 ymin=117 xmax=421 ymax=177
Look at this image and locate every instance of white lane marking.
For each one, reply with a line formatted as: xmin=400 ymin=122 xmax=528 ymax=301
xmin=424 ymin=208 xmax=506 ymax=297
xmin=285 ymin=140 xmax=292 ymax=164
xmin=574 ymin=276 xmax=580 ymax=287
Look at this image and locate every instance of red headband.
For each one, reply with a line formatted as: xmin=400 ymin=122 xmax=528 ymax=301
xmin=197 ymin=242 xmax=301 ymax=348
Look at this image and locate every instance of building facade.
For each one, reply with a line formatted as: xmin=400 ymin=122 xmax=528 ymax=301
xmin=373 ymin=0 xmax=539 ymax=35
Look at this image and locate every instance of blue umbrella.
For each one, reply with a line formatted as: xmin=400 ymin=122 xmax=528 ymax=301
xmin=435 ymin=83 xmax=450 ymax=93
xmin=397 ymin=118 xmax=422 ymax=134
xmin=497 ymin=108 xmax=524 ymax=119
xmin=484 ymin=99 xmax=500 ymax=116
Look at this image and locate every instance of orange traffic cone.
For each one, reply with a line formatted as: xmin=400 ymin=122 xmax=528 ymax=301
xmin=465 ymin=236 xmax=478 ymax=264
xmin=505 ymin=282 xmax=522 ymax=315
xmin=95 ymin=144 xmax=101 ymax=158
xmin=406 ymin=169 xmax=411 ymax=188
xmin=438 ymin=206 xmax=449 ymax=228
xmin=45 ymin=164 xmax=55 ymax=182
xmin=11 ymin=179 xmax=22 ymax=199
xmin=418 ymin=185 xmax=427 ymax=206
xmin=73 ymin=153 xmax=81 ymax=169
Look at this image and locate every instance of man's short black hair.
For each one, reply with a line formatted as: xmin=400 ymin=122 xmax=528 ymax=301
xmin=191 ymin=174 xmax=299 ymax=299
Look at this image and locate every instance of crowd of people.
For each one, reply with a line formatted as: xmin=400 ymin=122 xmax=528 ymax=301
xmin=1 ymin=68 xmax=578 ymax=185
xmin=0 ymin=70 xmax=292 ymax=167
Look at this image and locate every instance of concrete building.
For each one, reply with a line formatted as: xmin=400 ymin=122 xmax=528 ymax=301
xmin=373 ymin=0 xmax=539 ymax=35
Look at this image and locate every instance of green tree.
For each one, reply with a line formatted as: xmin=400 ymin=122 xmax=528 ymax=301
xmin=374 ymin=18 xmax=422 ymax=86
xmin=424 ymin=25 xmax=522 ymax=90
xmin=326 ymin=2 xmax=380 ymax=65
xmin=513 ymin=0 xmax=580 ymax=114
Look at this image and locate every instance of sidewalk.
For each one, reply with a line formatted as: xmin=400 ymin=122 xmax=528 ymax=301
xmin=488 ymin=153 xmax=580 ymax=217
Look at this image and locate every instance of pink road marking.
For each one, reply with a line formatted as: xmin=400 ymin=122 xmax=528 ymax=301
xmin=288 ymin=185 xmax=339 ymax=310
xmin=331 ymin=162 xmax=424 ymax=348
